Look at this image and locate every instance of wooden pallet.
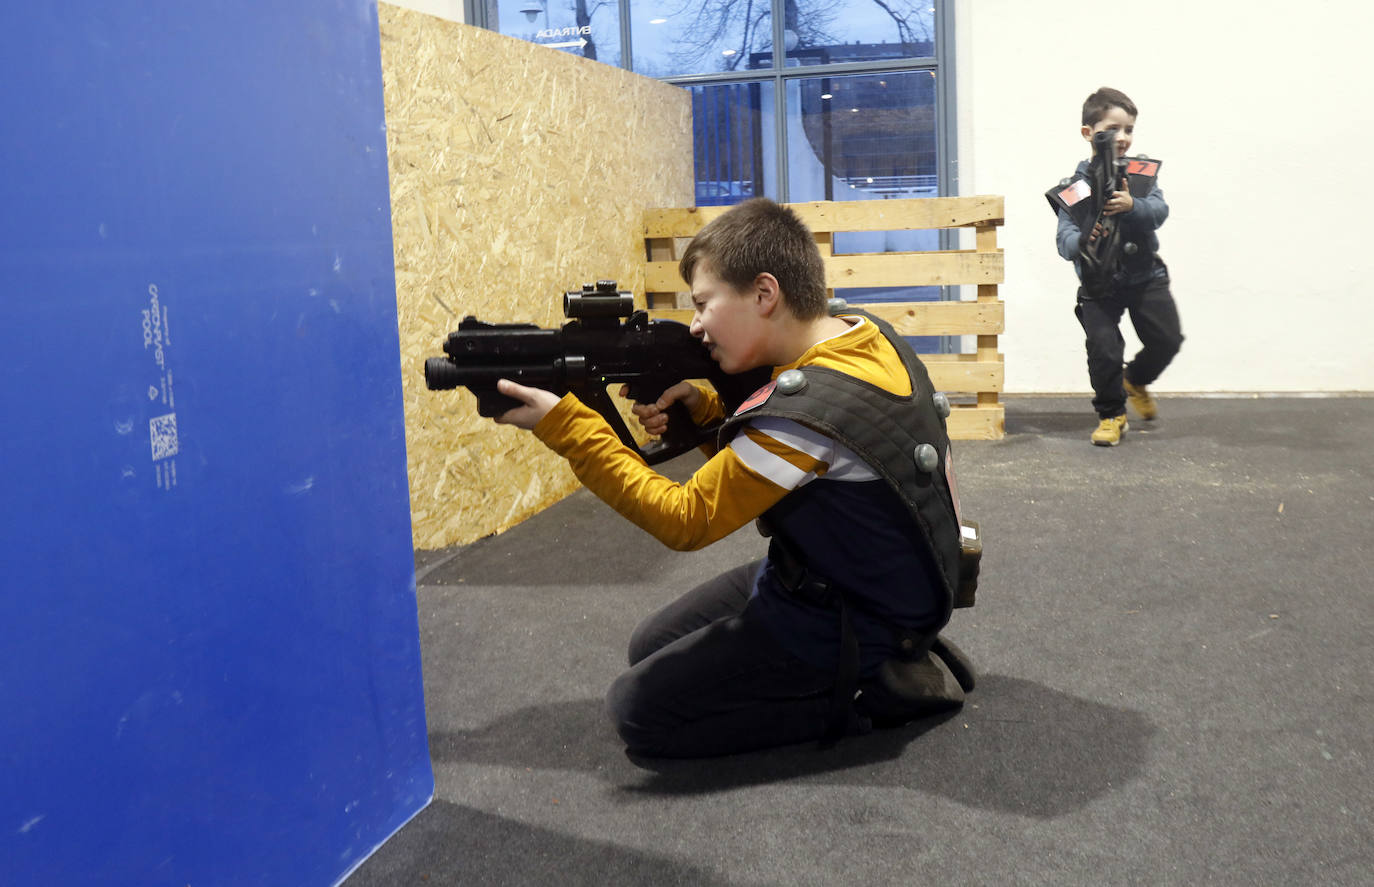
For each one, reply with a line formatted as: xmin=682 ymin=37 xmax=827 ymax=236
xmin=643 ymin=196 xmax=1006 ymax=439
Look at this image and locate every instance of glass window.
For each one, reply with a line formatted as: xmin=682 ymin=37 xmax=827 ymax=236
xmin=784 ymin=0 xmax=935 ymax=68
xmin=785 ymin=69 xmax=941 ymax=348
xmin=630 ymin=1 xmax=772 ymax=77
xmin=478 ymin=0 xmax=955 ymax=349
xmin=631 ymin=0 xmax=934 ymax=76
xmin=687 ymin=82 xmax=777 ymax=204
xmin=786 ymin=70 xmax=937 ymax=204
xmin=492 ymin=0 xmax=623 ymax=67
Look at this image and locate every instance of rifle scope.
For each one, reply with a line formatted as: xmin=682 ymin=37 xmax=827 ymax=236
xmin=564 ymin=280 xmax=633 ymax=319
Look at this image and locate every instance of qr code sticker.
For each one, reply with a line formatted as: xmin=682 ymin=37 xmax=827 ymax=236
xmin=149 ymin=413 xmax=179 ymax=460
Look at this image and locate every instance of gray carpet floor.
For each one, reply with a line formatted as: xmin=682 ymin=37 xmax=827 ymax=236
xmin=346 ymin=396 xmax=1373 ymax=886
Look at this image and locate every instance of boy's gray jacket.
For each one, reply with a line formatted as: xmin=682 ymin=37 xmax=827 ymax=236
xmin=1056 ymin=158 xmax=1170 ymax=288
xmin=717 ymin=310 xmax=963 ymax=617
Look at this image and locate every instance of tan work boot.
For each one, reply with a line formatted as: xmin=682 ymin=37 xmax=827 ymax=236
xmin=1123 ymin=377 xmax=1158 ymax=420
xmin=1091 ymin=414 xmax=1128 ymax=446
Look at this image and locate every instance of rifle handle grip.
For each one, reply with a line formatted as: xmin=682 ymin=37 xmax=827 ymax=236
xmin=661 ymin=400 xmax=700 ymax=449
xmin=473 ymin=387 xmax=524 ymax=418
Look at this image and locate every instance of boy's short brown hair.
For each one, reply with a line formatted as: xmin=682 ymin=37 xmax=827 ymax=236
xmin=678 ymin=198 xmax=829 ymax=320
xmin=1082 ymin=86 xmax=1138 ymax=127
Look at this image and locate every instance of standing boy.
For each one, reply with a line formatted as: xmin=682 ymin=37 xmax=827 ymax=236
xmin=1053 ymin=86 xmax=1184 ymax=446
xmin=491 ymin=198 xmax=973 ymax=758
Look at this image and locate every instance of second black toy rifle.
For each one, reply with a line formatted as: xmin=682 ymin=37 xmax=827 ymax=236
xmin=424 ymin=281 xmax=771 ymax=465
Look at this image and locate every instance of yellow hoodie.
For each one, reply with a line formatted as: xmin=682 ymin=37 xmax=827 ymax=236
xmin=532 ymin=316 xmax=910 ymax=551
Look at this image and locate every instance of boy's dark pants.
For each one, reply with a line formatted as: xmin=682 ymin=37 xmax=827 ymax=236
xmin=605 ymin=560 xmax=836 ymax=758
xmin=1075 ymin=274 xmax=1184 ymax=419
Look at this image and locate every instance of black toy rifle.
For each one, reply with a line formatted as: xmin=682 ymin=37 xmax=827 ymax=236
xmin=1046 ymin=135 xmax=1163 ymax=298
xmin=424 ymin=280 xmax=771 ymax=465
xmin=1076 ymin=129 xmax=1129 ymax=296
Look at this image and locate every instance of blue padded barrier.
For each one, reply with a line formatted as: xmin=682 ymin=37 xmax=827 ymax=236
xmin=0 ymin=3 xmax=434 ymax=884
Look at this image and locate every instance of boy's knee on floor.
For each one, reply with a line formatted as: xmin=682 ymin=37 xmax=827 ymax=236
xmin=605 ymin=671 xmax=665 ymax=753
xmin=624 ymin=624 xmax=660 ymax=667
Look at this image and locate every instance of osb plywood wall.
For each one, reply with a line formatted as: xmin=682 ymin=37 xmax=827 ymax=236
xmin=378 ymin=4 xmax=694 ymax=550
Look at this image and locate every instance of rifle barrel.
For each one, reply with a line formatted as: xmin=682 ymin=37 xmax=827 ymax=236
xmin=424 ymin=358 xmax=564 ymax=391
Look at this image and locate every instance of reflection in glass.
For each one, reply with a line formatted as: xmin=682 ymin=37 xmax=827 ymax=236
xmin=688 ymin=82 xmax=776 ymax=205
xmin=630 ymin=0 xmax=771 ymax=77
xmin=786 ymin=0 xmax=935 ymax=68
xmin=787 ymin=69 xmax=942 ymax=348
xmin=494 ymin=0 xmax=622 ymax=66
xmin=632 ymin=0 xmax=933 ymax=76
xmin=788 ymin=70 xmax=937 ymax=203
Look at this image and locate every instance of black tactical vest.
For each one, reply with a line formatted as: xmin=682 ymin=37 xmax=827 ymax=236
xmin=717 ymin=310 xmax=964 ymax=615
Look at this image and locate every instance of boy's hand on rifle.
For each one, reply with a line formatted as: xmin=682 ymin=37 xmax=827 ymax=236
xmin=493 ymin=378 xmax=561 ymax=430
xmin=619 ymin=381 xmax=701 ymax=438
xmin=1103 ymin=188 xmax=1134 ymax=216
xmin=1088 ymin=188 xmax=1133 ymax=241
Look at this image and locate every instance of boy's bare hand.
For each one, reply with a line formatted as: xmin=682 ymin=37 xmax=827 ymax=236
xmin=493 ymin=378 xmax=561 ymax=430
xmin=1088 ymin=188 xmax=1134 ymax=240
xmin=1103 ymin=188 xmax=1134 ymax=216
xmin=619 ymin=381 xmax=701 ymax=437
xmin=1087 ymin=192 xmax=1133 ymax=243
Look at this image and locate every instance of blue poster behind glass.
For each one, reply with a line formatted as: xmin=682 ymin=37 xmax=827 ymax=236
xmin=0 ymin=3 xmax=433 ymax=885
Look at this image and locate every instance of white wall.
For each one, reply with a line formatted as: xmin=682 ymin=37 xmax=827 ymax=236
xmin=955 ymin=0 xmax=1374 ymax=393
xmin=386 ymin=0 xmax=465 ymax=23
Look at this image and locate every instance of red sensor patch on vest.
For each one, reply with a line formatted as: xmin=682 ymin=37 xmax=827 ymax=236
xmin=1057 ymin=178 xmax=1092 ymax=207
xmin=734 ymin=380 xmax=777 ymax=415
